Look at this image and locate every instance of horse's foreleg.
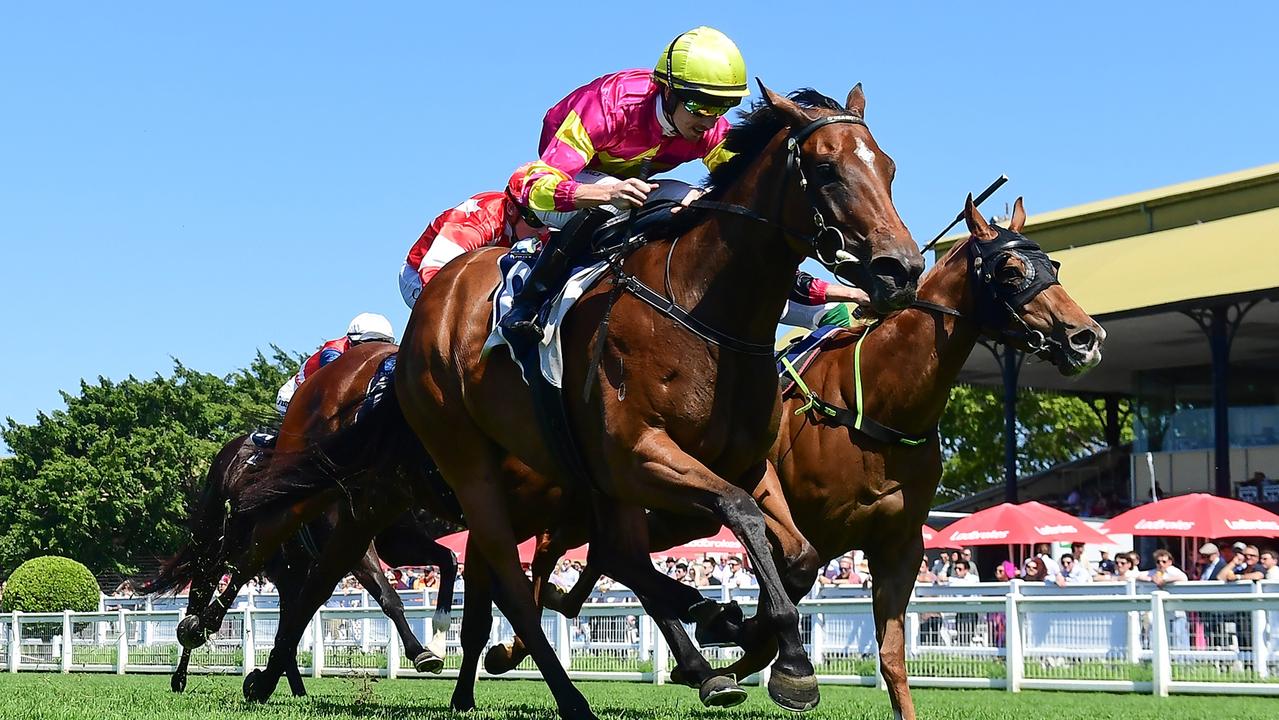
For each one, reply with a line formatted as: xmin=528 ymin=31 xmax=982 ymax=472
xmin=170 ymin=648 xmax=192 ymax=692
xmin=609 ymin=436 xmax=818 ymax=712
xmin=422 ymin=538 xmax=459 ymax=664
xmin=484 ymin=530 xmax=563 ymax=675
xmin=868 ymin=538 xmax=923 ymax=720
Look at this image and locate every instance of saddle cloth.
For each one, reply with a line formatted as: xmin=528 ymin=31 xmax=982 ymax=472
xmin=776 ymin=324 xmax=848 ymax=396
xmin=482 ymin=239 xmax=610 ymax=388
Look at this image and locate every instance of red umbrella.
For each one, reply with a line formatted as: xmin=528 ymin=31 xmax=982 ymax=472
xmin=921 ymin=524 xmax=939 ymax=545
xmin=436 ymin=530 xmax=539 ymax=564
xmin=658 ymin=526 xmax=745 ymax=560
xmin=925 ymin=501 xmax=1110 ymax=549
xmin=1100 ymin=493 xmax=1279 ymax=538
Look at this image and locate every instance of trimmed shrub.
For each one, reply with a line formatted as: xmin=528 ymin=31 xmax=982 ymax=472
xmin=1 ymin=555 xmax=99 ymax=613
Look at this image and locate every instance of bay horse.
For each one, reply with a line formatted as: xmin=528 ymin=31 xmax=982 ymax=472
xmin=390 ymin=83 xmax=924 ymax=720
xmin=229 ymin=84 xmax=924 ymax=717
xmin=155 ymin=343 xmax=458 ymax=692
xmin=525 ymin=196 xmax=1104 ymax=720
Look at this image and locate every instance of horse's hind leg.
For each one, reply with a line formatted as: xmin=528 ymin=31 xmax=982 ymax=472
xmin=450 ymin=542 xmax=494 ymax=712
xmin=484 ymin=530 xmax=564 ymax=675
xmin=350 ymin=541 xmax=437 ymax=674
xmin=423 ymin=537 xmax=459 ymax=664
xmin=244 ymin=513 xmax=382 ymax=703
xmin=438 ymin=450 xmax=595 ymax=720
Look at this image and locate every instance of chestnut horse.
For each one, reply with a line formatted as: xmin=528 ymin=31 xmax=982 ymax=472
xmin=160 ymin=343 xmax=459 ymax=695
xmin=391 ymin=83 xmax=923 ymax=720
xmin=528 ymin=196 xmax=1105 ymax=720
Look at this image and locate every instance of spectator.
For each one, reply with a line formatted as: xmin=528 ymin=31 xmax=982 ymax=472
xmin=1229 ymin=540 xmax=1248 ymax=564
xmin=1112 ymin=553 xmax=1139 ymax=580
xmin=721 ymin=556 xmax=755 ymax=588
xmin=995 ymin=560 xmax=1018 ymax=582
xmin=947 ymin=560 xmax=979 ymax=586
xmin=1048 ymin=553 xmax=1093 ymax=586
xmin=1197 ymin=543 xmax=1226 ymax=580
xmin=1022 ymin=558 xmax=1047 ymax=583
xmin=1070 ymin=542 xmax=1096 ymax=576
xmin=960 ymin=548 xmax=980 ymax=580
xmin=1096 ymin=551 xmax=1116 ymax=576
xmin=112 ymin=579 xmax=136 ymax=597
xmin=1220 ymin=545 xmax=1265 ymax=582
xmin=1260 ymin=549 xmax=1279 ymax=580
xmin=916 ymin=559 xmax=938 ymax=585
xmin=1138 ymin=549 xmax=1188 ymax=587
xmin=820 ymin=555 xmax=862 ymax=586
xmin=1126 ymin=551 xmax=1143 ymax=574
xmin=698 ymin=559 xmax=721 ymax=587
xmin=662 ymin=557 xmax=678 ymax=577
xmin=857 ymin=555 xmax=873 ymax=588
xmin=672 ymin=561 xmax=694 ymax=586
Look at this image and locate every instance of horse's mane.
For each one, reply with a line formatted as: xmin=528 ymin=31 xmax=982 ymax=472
xmin=664 ymin=89 xmax=844 ymax=237
xmin=703 ymin=89 xmax=845 ymax=200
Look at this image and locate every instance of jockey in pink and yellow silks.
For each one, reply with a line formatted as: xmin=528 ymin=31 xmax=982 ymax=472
xmin=499 ymin=27 xmax=751 ymax=341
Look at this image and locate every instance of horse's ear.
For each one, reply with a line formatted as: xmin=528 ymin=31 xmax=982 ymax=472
xmin=757 ymin=78 xmax=813 ymax=127
xmin=1009 ymin=196 xmax=1027 ymax=233
xmin=963 ymin=194 xmax=997 ymax=241
xmin=845 ymin=83 xmax=866 ymax=119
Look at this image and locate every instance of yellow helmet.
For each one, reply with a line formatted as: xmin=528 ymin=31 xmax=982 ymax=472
xmin=653 ymin=27 xmax=749 ymax=102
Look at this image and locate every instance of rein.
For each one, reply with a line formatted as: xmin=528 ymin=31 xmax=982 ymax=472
xmin=596 ymin=112 xmax=873 ymax=359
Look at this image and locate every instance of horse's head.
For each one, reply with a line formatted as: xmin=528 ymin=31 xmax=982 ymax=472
xmin=758 ymin=82 xmax=924 ymax=312
xmin=963 ymin=196 xmax=1105 ymax=375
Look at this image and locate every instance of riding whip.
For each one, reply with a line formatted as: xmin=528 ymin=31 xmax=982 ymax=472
xmin=921 ymin=174 xmax=1009 ymax=254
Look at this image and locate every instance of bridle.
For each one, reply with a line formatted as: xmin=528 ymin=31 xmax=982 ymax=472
xmin=689 ymin=111 xmax=871 ymax=278
xmin=915 ymin=224 xmax=1063 ymax=357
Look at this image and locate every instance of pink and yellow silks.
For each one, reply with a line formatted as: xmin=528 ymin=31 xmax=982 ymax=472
xmin=510 ymin=68 xmax=734 ymax=214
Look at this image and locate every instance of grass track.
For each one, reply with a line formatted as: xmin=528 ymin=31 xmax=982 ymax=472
xmin=0 ymin=673 xmax=1274 ymax=720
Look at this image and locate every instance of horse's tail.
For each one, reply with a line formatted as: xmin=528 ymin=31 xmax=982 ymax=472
xmin=234 ymin=386 xmax=427 ymax=518
xmin=144 ymin=435 xmax=247 ymax=596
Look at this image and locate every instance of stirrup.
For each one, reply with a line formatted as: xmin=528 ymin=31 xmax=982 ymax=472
xmin=501 ymin=315 xmax=545 ymax=343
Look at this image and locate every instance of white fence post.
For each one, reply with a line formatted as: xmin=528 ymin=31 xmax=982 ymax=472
xmin=556 ymin=613 xmax=571 ymax=669
xmin=9 ymin=612 xmax=19 ymax=673
xmin=142 ymin=597 xmax=153 ymax=647
xmin=1005 ymin=580 xmax=1023 ymax=693
xmin=1150 ymin=591 xmax=1170 ymax=697
xmin=811 ymin=612 xmax=825 ymax=667
xmin=653 ymin=619 xmax=668 ymax=685
xmin=1126 ymin=579 xmax=1141 ymax=664
xmin=1252 ymin=582 xmax=1268 ymax=679
xmin=311 ymin=608 xmax=324 ymax=678
xmin=361 ymin=591 xmax=371 ymax=653
xmin=115 ymin=610 xmax=127 ymax=675
xmin=242 ymin=606 xmax=254 ymax=677
xmin=386 ymin=619 xmax=400 ymax=680
xmin=639 ymin=614 xmax=652 ymax=662
xmin=61 ymin=610 xmax=73 ymax=673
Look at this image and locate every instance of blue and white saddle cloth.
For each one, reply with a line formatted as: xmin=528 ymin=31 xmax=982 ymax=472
xmin=483 ymin=239 xmax=610 ymax=388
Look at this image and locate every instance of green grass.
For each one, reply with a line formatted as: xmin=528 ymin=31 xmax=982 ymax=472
xmin=0 ymin=673 xmax=1275 ymax=720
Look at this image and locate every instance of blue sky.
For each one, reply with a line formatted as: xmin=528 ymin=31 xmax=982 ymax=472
xmin=2 ymin=3 xmax=1276 ymax=441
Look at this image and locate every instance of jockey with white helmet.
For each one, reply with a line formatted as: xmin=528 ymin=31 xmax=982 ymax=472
xmin=274 ymin=313 xmax=395 ymax=415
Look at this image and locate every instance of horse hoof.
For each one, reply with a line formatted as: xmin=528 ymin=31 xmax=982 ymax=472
xmin=767 ymin=670 xmax=820 ymax=713
xmin=176 ymin=616 xmax=208 ymax=650
xmin=694 ymin=605 xmax=745 ymax=649
xmin=483 ymin=644 xmax=518 ymax=675
xmin=170 ymin=673 xmax=187 ymax=693
xmin=450 ymin=693 xmax=476 ymax=713
xmin=242 ymin=670 xmax=262 ymax=703
xmin=414 ymin=650 xmax=445 ymax=675
xmin=699 ymin=674 xmax=748 ymax=708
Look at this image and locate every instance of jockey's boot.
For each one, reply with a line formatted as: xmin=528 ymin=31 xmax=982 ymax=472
xmin=499 ymin=208 xmax=611 ymax=343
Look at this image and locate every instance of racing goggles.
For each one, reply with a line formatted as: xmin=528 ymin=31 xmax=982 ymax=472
xmin=682 ymin=98 xmax=735 ymax=118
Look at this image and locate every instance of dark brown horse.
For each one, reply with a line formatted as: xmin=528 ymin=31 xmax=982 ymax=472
xmin=526 ymin=196 xmax=1104 ymax=720
xmin=157 ymin=343 xmax=459 ymax=696
xmin=391 ymin=84 xmax=924 ymax=720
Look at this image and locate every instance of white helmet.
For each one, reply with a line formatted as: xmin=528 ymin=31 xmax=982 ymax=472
xmin=346 ymin=312 xmax=395 ymax=344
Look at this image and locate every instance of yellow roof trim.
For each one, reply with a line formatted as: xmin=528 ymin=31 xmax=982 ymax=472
xmin=1050 ymin=207 xmax=1279 ymax=316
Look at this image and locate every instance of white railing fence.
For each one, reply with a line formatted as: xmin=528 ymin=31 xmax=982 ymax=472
xmin=6 ymin=581 xmax=1278 ymax=696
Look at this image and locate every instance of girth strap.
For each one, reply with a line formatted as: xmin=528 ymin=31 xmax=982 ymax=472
xmin=617 ymin=273 xmax=776 ymax=356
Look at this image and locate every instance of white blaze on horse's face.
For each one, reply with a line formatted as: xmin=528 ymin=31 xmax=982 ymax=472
xmin=854 ymin=137 xmax=877 ymax=171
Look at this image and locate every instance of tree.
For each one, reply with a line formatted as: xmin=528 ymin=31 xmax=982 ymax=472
xmin=936 ymin=385 xmax=1133 ymax=503
xmin=0 ymin=348 xmax=300 ymax=577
